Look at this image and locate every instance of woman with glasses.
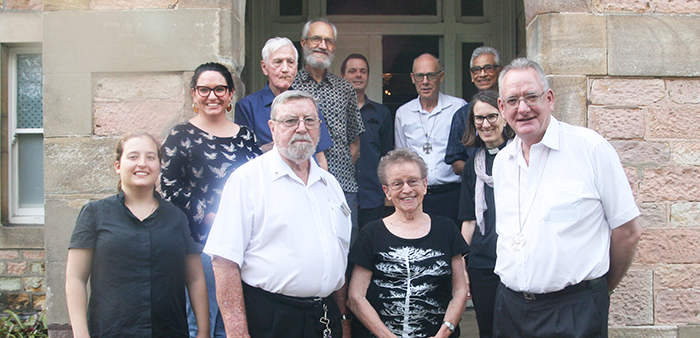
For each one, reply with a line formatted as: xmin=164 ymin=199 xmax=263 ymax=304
xmin=161 ymin=62 xmax=261 ymax=338
xmin=457 ymin=90 xmax=514 ymax=338
xmin=348 ymin=148 xmax=470 ymax=338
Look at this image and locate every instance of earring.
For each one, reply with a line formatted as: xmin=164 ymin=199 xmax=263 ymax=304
xmin=226 ymin=103 xmax=232 ymax=112
xmin=192 ymin=102 xmax=199 ymax=113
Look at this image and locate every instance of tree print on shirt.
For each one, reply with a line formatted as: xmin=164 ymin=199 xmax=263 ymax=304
xmin=374 ymin=246 xmax=449 ymax=338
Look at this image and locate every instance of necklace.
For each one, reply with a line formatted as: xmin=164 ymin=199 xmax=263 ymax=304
xmin=418 ymin=112 xmax=438 ymax=154
xmin=513 ymin=148 xmax=550 ymax=252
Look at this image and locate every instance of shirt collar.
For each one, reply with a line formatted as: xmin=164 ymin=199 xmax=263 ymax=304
xmin=507 ymin=115 xmax=560 ymax=158
xmin=298 ymin=67 xmax=332 ymax=86
xmin=268 ymin=147 xmax=327 ymax=186
xmin=408 ymin=92 xmax=452 ymax=115
xmin=262 ymin=82 xmax=276 ymax=107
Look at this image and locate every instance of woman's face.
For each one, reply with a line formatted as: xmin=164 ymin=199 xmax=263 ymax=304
xmin=115 ymin=136 xmax=161 ymax=190
xmin=191 ymin=70 xmax=233 ymax=118
xmin=383 ymin=161 xmax=427 ymax=215
xmin=473 ymin=100 xmax=507 ymax=149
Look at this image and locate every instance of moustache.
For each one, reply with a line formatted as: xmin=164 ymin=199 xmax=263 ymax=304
xmin=311 ymin=48 xmax=329 ymax=55
xmin=290 ymin=133 xmax=313 ymax=143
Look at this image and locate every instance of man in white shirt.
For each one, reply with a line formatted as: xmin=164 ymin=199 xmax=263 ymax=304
xmin=492 ymin=58 xmax=642 ymax=337
xmin=205 ymin=90 xmax=352 ymax=338
xmin=394 ymin=53 xmax=467 ymax=226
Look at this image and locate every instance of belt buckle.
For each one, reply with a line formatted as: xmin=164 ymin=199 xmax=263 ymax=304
xmin=523 ymin=292 xmax=536 ymax=300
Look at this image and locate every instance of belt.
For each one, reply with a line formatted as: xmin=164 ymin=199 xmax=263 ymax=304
xmin=504 ymin=276 xmax=606 ymax=301
xmin=243 ymin=283 xmax=325 ymax=309
xmin=426 ymin=183 xmax=461 ymax=195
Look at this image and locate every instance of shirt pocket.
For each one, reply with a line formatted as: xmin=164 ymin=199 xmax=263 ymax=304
xmin=542 ymin=181 xmax=583 ymax=223
xmin=329 ymin=201 xmax=352 ymax=250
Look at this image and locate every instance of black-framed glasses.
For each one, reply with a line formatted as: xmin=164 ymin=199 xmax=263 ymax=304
xmin=470 ymin=64 xmax=499 ymax=75
xmin=304 ymin=36 xmax=336 ymax=46
xmin=502 ymin=92 xmax=545 ymax=109
xmin=412 ymin=71 xmax=442 ymax=82
xmin=474 ymin=113 xmax=500 ymax=125
xmin=272 ymin=116 xmax=322 ymax=129
xmin=386 ymin=177 xmax=423 ymax=191
xmin=195 ymin=86 xmax=229 ymax=98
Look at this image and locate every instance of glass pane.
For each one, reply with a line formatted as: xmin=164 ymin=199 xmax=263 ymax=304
xmin=461 ymin=0 xmax=484 ymax=17
xmin=462 ymin=42 xmax=484 ymax=102
xmin=16 ymin=54 xmax=43 ymax=129
xmin=327 ymin=0 xmax=437 ymax=15
xmin=280 ymin=0 xmax=302 ymax=16
xmin=18 ymin=134 xmax=44 ymax=208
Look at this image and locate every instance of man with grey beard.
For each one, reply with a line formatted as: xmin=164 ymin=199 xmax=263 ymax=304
xmin=205 ymin=90 xmax=352 ymax=338
xmin=292 ymin=18 xmax=365 ymax=243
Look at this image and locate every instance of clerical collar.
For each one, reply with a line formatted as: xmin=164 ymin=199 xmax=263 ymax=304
xmin=487 ymin=147 xmax=500 ymax=155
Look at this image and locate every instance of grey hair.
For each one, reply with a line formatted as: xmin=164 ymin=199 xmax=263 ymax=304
xmin=301 ymin=18 xmax=338 ymax=41
xmin=377 ymin=148 xmax=428 ymax=186
xmin=470 ymin=46 xmax=501 ymax=67
xmin=270 ymin=90 xmax=318 ymax=119
xmin=498 ymin=58 xmax=549 ymax=97
xmin=261 ymin=37 xmax=298 ymax=63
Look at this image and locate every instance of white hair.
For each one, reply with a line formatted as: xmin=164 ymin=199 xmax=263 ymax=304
xmin=261 ymin=37 xmax=298 ymax=63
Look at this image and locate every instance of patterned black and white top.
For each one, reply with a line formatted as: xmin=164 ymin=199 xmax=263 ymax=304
xmin=292 ymin=68 xmax=365 ymax=193
xmin=161 ymin=122 xmax=261 ymax=243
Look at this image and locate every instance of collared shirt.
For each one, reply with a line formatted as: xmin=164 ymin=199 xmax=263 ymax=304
xmin=492 ymin=117 xmax=640 ymax=293
xmin=292 ymin=68 xmax=365 ymax=193
xmin=204 ymin=148 xmax=351 ymax=298
xmin=355 ymin=96 xmax=393 ymax=209
xmin=234 ymin=82 xmax=333 ymax=153
xmin=395 ymin=92 xmax=467 ymax=185
xmin=445 ymin=102 xmax=479 ymax=165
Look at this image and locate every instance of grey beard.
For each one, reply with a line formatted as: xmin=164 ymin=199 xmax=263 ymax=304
xmin=304 ymin=48 xmax=334 ymax=69
xmin=280 ymin=134 xmax=317 ymax=161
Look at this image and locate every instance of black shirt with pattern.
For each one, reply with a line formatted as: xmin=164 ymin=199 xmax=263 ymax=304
xmin=292 ymin=68 xmax=365 ymax=193
xmin=349 ymin=215 xmax=470 ymax=338
xmin=69 ymin=191 xmax=202 ymax=338
xmin=161 ymin=122 xmax=261 ymax=242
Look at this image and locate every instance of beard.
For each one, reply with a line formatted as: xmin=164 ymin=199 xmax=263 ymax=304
xmin=304 ymin=46 xmax=334 ymax=70
xmin=279 ymin=133 xmax=318 ymax=162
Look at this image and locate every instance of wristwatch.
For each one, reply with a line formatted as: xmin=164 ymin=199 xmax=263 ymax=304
xmin=443 ymin=321 xmax=455 ymax=332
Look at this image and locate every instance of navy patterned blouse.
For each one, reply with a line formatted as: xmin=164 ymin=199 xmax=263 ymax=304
xmin=161 ymin=122 xmax=261 ymax=243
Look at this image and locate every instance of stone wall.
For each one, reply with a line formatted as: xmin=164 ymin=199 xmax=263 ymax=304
xmin=0 ymin=249 xmax=45 ymax=312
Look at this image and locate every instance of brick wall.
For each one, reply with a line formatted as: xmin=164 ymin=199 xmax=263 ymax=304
xmin=0 ymin=249 xmax=45 ymax=312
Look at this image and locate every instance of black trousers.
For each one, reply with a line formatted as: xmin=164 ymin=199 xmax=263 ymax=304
xmin=469 ymin=267 xmax=500 ymax=338
xmin=492 ymin=277 xmax=609 ymax=338
xmin=423 ymin=183 xmax=461 ymax=226
xmin=242 ymin=283 xmax=341 ymax=338
xmin=358 ymin=205 xmax=387 ymax=230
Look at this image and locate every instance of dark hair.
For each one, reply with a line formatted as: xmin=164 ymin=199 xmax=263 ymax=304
xmin=115 ymin=131 xmax=162 ymax=191
xmin=377 ymin=148 xmax=428 ymax=186
xmin=190 ymin=62 xmax=235 ymax=91
xmin=340 ymin=53 xmax=369 ymax=76
xmin=461 ymin=90 xmax=515 ymax=148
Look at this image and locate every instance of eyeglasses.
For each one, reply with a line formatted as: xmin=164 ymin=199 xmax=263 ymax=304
xmin=272 ymin=116 xmax=322 ymax=129
xmin=195 ymin=86 xmax=229 ymax=98
xmin=474 ymin=113 xmax=500 ymax=125
xmin=305 ymin=36 xmax=336 ymax=46
xmin=502 ymin=92 xmax=545 ymax=109
xmin=412 ymin=71 xmax=442 ymax=82
xmin=470 ymin=64 xmax=499 ymax=75
xmin=387 ymin=177 xmax=423 ymax=191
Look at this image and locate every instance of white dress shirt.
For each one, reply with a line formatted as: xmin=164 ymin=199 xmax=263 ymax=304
xmin=492 ymin=117 xmax=640 ymax=293
xmin=204 ymin=147 xmax=351 ymax=298
xmin=395 ymin=92 xmax=467 ymax=186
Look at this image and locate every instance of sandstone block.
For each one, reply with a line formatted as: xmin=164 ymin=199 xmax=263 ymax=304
xmin=89 ymin=0 xmax=174 ymax=10
xmin=0 ymin=277 xmax=22 ymax=292
xmin=653 ymin=0 xmax=700 ymax=13
xmin=29 ymin=262 xmax=45 ymax=275
xmin=640 ymin=167 xmax=700 ymax=202
xmin=636 ymin=228 xmax=700 ymax=264
xmin=656 ymin=289 xmax=700 ymax=324
xmin=672 ymin=142 xmax=700 ymax=166
xmin=93 ymin=100 xmax=185 ymax=137
xmin=178 ymin=0 xmax=232 ymax=9
xmin=6 ymin=262 xmax=27 ymax=275
xmin=595 ymin=0 xmax=650 ymax=13
xmin=0 ymin=226 xmax=44 ymax=250
xmin=668 ymin=80 xmax=700 ymax=104
xmin=590 ymin=107 xmax=646 ymax=139
xmin=609 ymin=325 xmax=677 ymax=338
xmin=94 ymin=73 xmax=184 ymax=101
xmin=679 ymin=325 xmax=700 ymax=338
xmin=527 ymin=13 xmax=606 ymax=75
xmin=523 ymin=0 xmax=591 ymax=25
xmin=43 ymin=72 xmax=93 ymax=137
xmin=610 ymin=141 xmax=670 ymax=167
xmin=45 ymin=261 xmax=68 ymax=323
xmin=638 ymin=203 xmax=668 ymax=228
xmin=6 ymin=0 xmax=42 ymax=10
xmin=0 ymin=12 xmax=42 ymax=43
xmin=0 ymin=250 xmax=20 ymax=260
xmin=609 ymin=16 xmax=700 ymax=77
xmin=550 ymin=75 xmax=587 ymax=126
xmin=655 ymin=264 xmax=700 ymax=289
xmin=23 ymin=277 xmax=44 ymax=293
xmin=44 ymin=137 xmax=119 ymax=195
xmin=0 ymin=262 xmax=5 ymax=275
xmin=4 ymin=294 xmax=30 ymax=311
xmin=610 ymin=269 xmax=654 ymax=325
xmin=43 ymin=0 xmax=88 ymax=10
xmin=33 ymin=294 xmax=46 ymax=311
xmin=45 ymin=198 xmax=94 ymax=264
xmin=624 ymin=166 xmax=639 ymax=199
xmin=23 ymin=250 xmax=45 ymax=260
xmin=671 ymin=202 xmax=700 ymax=227
xmin=589 ymin=78 xmax=665 ymax=106
xmin=649 ymin=104 xmax=700 ymax=140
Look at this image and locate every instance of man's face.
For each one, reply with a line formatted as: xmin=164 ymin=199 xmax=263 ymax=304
xmin=301 ymin=22 xmax=336 ymax=70
xmin=411 ymin=55 xmax=443 ymax=102
xmin=342 ymin=58 xmax=369 ymax=92
xmin=498 ymin=68 xmax=554 ymax=145
xmin=269 ymin=98 xmax=320 ymax=161
xmin=262 ymin=45 xmax=298 ymax=95
xmin=470 ymin=53 xmax=500 ymax=91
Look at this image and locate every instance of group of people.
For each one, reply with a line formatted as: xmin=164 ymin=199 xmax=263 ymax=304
xmin=64 ymin=16 xmax=642 ymax=338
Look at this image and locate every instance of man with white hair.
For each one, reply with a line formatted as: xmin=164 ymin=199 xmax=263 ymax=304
xmin=206 ymin=90 xmax=352 ymax=338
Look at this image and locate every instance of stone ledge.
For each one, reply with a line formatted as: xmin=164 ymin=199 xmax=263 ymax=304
xmin=609 ymin=325 xmax=677 ymax=338
xmin=0 ymin=226 xmax=43 ymax=249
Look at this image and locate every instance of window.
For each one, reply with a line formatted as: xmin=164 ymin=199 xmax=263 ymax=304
xmin=7 ymin=47 xmax=44 ymax=224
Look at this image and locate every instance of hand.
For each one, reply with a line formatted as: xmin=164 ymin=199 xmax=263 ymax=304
xmin=464 ymin=268 xmax=472 ymax=300
xmin=341 ymin=318 xmax=352 ymax=338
